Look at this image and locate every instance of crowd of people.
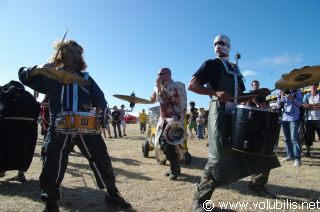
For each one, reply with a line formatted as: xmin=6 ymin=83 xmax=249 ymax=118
xmin=0 ymin=34 xmax=319 ymax=212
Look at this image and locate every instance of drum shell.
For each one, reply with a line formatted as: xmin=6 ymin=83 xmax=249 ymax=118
xmin=56 ymin=111 xmax=100 ymax=134
xmin=232 ymin=105 xmax=280 ymax=156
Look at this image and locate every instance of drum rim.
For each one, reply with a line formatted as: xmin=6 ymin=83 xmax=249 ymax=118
xmin=236 ymin=104 xmax=278 ymax=113
xmin=59 ymin=111 xmax=97 ymax=117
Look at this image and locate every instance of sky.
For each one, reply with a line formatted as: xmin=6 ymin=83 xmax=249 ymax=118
xmin=0 ymin=0 xmax=319 ymax=115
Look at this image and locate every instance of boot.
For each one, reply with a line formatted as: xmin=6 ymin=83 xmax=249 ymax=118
xmin=248 ymin=182 xmax=276 ymax=198
xmin=105 ymin=191 xmax=132 ymax=209
xmin=42 ymin=201 xmax=59 ymax=212
xmin=192 ymin=175 xmax=215 ymax=212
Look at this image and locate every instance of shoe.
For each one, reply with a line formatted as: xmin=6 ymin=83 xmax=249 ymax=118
xmin=169 ymin=174 xmax=178 ymax=180
xmin=248 ymin=182 xmax=276 ymax=198
xmin=303 ymin=152 xmax=311 ymax=158
xmin=9 ymin=173 xmax=26 ymax=183
xmin=123 ymin=133 xmax=127 ymax=136
xmin=114 ymin=136 xmax=118 ymax=138
xmin=43 ymin=201 xmax=59 ymax=212
xmin=192 ymin=200 xmax=206 ymax=212
xmin=105 ymin=192 xmax=132 ymax=209
xmin=119 ymin=135 xmax=123 ymax=138
xmin=109 ymin=136 xmax=113 ymax=139
xmin=280 ymin=156 xmax=293 ymax=162
xmin=293 ymin=159 xmax=302 ymax=167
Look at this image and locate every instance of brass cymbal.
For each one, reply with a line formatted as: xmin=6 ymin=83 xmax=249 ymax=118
xmin=34 ymin=68 xmax=91 ymax=85
xmin=275 ymin=65 xmax=320 ymax=90
xmin=113 ymin=94 xmax=153 ymax=104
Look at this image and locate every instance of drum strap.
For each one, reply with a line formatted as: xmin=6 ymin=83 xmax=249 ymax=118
xmin=60 ymin=86 xmax=65 ymax=112
xmin=60 ymin=72 xmax=89 ymax=112
xmin=80 ymin=72 xmax=90 ymax=94
xmin=72 ymin=83 xmax=78 ymax=112
xmin=219 ymin=58 xmax=242 ymax=106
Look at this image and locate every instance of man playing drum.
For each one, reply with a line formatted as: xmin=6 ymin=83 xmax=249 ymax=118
xmin=188 ymin=34 xmax=280 ymax=212
xmin=19 ymin=40 xmax=131 ymax=211
xmin=151 ymin=67 xmax=187 ymax=180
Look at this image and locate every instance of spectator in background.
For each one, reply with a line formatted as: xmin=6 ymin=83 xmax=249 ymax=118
xmin=277 ymin=89 xmax=303 ymax=166
xmin=102 ymin=108 xmax=113 ymax=139
xmin=111 ymin=106 xmax=122 ymax=138
xmin=188 ymin=101 xmax=198 ymax=137
xmin=196 ymin=108 xmax=205 ymax=140
xmin=139 ymin=109 xmax=147 ymax=134
xmin=303 ymin=83 xmax=320 ymax=157
xmin=119 ymin=104 xmax=127 ymax=136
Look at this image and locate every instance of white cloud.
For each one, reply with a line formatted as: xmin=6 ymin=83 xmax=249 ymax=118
xmin=260 ymin=53 xmax=302 ymax=65
xmin=242 ymin=70 xmax=257 ymax=77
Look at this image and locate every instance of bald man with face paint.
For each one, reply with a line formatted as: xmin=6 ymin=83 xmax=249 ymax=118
xmin=188 ymin=35 xmax=280 ymax=211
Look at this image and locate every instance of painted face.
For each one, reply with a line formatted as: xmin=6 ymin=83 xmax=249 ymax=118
xmin=158 ymin=68 xmax=171 ymax=84
xmin=61 ymin=45 xmax=82 ymax=70
xmin=213 ymin=35 xmax=230 ymax=58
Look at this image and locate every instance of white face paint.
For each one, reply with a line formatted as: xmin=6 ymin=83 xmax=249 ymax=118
xmin=213 ymin=35 xmax=231 ymax=60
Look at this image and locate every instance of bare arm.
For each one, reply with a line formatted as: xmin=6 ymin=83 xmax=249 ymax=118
xmin=188 ymin=76 xmax=231 ymax=102
xmin=150 ymin=90 xmax=157 ymax=103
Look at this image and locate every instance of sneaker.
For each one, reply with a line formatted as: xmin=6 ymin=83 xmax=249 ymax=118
xmin=43 ymin=201 xmax=59 ymax=212
xmin=293 ymin=159 xmax=302 ymax=167
xmin=105 ymin=192 xmax=132 ymax=209
xmin=280 ymin=156 xmax=293 ymax=162
xmin=123 ymin=133 xmax=127 ymax=136
xmin=248 ymin=182 xmax=276 ymax=199
xmin=108 ymin=136 xmax=113 ymax=139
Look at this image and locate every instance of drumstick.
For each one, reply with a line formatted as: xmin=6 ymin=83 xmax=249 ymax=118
xmin=53 ymin=29 xmax=68 ymax=63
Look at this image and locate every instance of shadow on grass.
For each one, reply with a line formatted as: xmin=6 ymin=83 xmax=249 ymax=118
xmin=0 ymin=179 xmax=135 ymax=212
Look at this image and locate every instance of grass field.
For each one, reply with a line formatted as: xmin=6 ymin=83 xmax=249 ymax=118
xmin=0 ymin=124 xmax=319 ymax=211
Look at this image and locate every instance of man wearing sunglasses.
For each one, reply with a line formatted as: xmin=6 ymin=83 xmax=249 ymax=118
xmin=151 ymin=68 xmax=187 ymax=180
xmin=188 ymin=35 xmax=279 ymax=211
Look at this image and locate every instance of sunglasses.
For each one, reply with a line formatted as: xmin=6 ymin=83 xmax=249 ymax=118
xmin=158 ymin=72 xmax=169 ymax=76
xmin=214 ymin=41 xmax=226 ymax=46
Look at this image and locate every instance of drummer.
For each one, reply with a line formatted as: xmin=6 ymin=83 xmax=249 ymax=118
xmin=247 ymin=80 xmax=269 ymax=108
xmin=188 ymin=34 xmax=280 ymax=211
xmin=18 ymin=40 xmax=131 ymax=211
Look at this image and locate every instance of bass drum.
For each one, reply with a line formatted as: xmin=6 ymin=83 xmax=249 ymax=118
xmin=232 ymin=105 xmax=280 ymax=157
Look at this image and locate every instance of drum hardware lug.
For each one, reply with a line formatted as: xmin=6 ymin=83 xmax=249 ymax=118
xmin=248 ymin=110 xmax=253 ymax=119
xmin=243 ymin=140 xmax=249 ymax=149
xmin=71 ymin=117 xmax=75 ymax=127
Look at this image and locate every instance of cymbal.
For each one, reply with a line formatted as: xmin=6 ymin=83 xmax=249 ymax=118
xmin=34 ymin=68 xmax=91 ymax=85
xmin=275 ymin=65 xmax=320 ymax=90
xmin=113 ymin=94 xmax=153 ymax=104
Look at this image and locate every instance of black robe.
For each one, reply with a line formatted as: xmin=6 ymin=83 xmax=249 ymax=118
xmin=0 ymin=81 xmax=40 ymax=172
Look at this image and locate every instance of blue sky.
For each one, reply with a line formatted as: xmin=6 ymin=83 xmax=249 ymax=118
xmin=1 ymin=0 xmax=319 ymax=115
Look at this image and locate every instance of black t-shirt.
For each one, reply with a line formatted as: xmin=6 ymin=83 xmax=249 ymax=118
xmin=111 ymin=110 xmax=121 ymax=123
xmin=193 ymin=58 xmax=245 ymax=94
xmin=190 ymin=107 xmax=198 ymax=121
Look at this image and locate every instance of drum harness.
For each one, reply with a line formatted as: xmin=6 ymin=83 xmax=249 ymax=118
xmin=218 ymin=57 xmax=243 ymax=109
xmin=57 ymin=71 xmax=92 ymax=138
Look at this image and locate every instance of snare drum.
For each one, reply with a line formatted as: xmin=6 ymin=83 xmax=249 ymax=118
xmin=56 ymin=111 xmax=101 ymax=134
xmin=231 ymin=105 xmax=280 ymax=157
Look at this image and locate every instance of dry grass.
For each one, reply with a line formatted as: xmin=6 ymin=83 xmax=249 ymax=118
xmin=0 ymin=124 xmax=319 ymax=212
